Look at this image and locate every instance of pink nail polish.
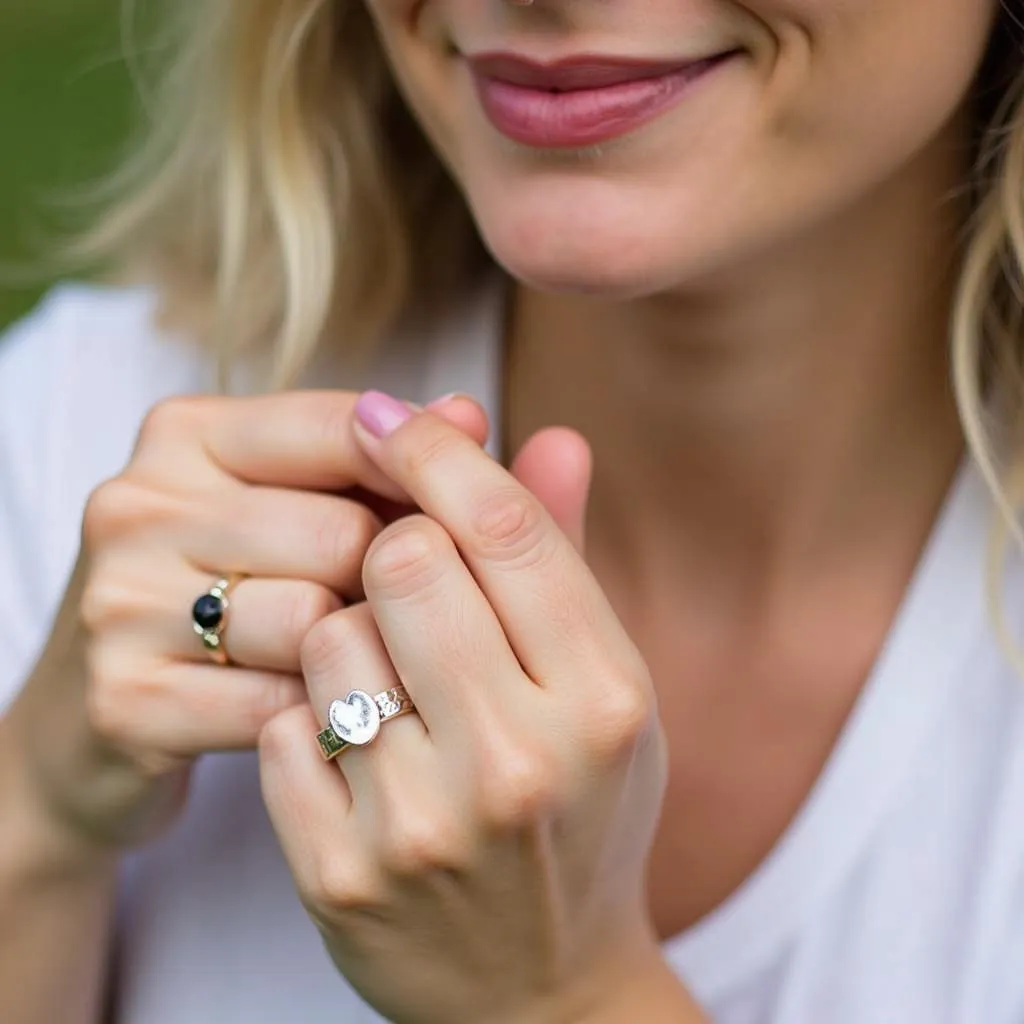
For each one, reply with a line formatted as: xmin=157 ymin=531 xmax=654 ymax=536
xmin=355 ymin=391 xmax=414 ymax=440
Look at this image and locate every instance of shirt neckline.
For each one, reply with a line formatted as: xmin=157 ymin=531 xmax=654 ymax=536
xmin=661 ymin=458 xmax=990 ymax=998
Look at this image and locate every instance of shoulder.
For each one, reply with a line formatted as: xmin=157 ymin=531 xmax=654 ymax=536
xmin=0 ymin=279 xmax=220 ymax=481
xmin=0 ymin=282 xmax=215 ymax=524
xmin=0 ymin=285 xmax=214 ymax=683
xmin=1 ymin=282 xmax=215 ymax=494
xmin=0 ymin=284 xmax=216 ymax=706
xmin=0 ymin=282 xmax=214 ymax=432
xmin=942 ymin=497 xmax=1024 ymax=1019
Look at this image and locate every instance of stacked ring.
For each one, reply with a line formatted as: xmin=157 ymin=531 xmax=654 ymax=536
xmin=317 ymin=685 xmax=416 ymax=761
xmin=191 ymin=576 xmax=242 ymax=665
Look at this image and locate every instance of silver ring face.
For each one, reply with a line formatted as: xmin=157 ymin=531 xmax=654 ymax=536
xmin=317 ymin=685 xmax=416 ymax=761
xmin=328 ymin=690 xmax=382 ymax=748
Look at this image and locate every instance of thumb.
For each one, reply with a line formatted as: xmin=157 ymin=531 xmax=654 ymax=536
xmin=511 ymin=427 xmax=593 ymax=554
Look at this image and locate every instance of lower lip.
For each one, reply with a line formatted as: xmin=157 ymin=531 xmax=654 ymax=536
xmin=471 ymin=55 xmax=733 ymax=149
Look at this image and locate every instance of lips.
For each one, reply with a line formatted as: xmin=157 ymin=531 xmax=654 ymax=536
xmin=467 ymin=53 xmax=715 ymax=92
xmin=465 ymin=49 xmax=739 ymax=149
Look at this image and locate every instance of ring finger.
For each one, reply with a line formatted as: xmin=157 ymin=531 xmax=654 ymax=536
xmin=183 ymin=573 xmax=345 ymax=671
xmin=300 ymin=601 xmax=431 ymax=816
xmin=99 ymin=552 xmax=346 ymax=672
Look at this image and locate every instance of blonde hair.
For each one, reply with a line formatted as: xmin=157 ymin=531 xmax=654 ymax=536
xmin=87 ymin=5 xmax=1023 ymax=492
xmin=86 ymin=0 xmax=487 ymax=383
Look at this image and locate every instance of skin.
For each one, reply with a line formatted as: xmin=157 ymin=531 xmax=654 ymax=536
xmin=0 ymin=1 xmax=1006 ymax=1022
xmin=0 ymin=392 xmax=488 ymax=1024
xmin=256 ymin=0 xmax=1002 ymax=1019
xmin=262 ymin=397 xmax=702 ymax=1023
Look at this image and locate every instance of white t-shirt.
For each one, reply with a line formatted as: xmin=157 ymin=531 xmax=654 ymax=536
xmin=1 ymin=284 xmax=1023 ymax=1024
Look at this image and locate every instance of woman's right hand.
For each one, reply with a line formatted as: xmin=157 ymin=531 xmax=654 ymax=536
xmin=4 ymin=390 xmax=487 ymax=855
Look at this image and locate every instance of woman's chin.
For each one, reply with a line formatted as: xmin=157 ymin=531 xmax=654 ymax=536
xmin=481 ymin=230 xmax=682 ymax=299
xmin=471 ymin=198 xmax=655 ymax=296
xmin=488 ymin=248 xmax=690 ymax=300
xmin=470 ymin=196 xmax=711 ymax=299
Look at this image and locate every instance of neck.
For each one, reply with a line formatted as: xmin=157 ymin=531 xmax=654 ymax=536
xmin=503 ymin=125 xmax=968 ymax=601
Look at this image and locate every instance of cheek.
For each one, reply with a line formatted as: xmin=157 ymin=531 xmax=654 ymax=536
xmin=361 ymin=0 xmax=1002 ymax=295
xmin=360 ymin=1 xmax=460 ymax=159
xmin=730 ymin=0 xmax=999 ymax=238
xmin=775 ymin=0 xmax=998 ymax=149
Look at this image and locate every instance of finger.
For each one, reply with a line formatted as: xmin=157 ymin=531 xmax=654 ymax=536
xmin=510 ymin=427 xmax=593 ymax=555
xmin=87 ymin=655 xmax=307 ymax=755
xmin=259 ymin=705 xmax=364 ymax=905
xmin=360 ymin=516 xmax=524 ymax=734
xmin=343 ymin=394 xmax=493 ymax=525
xmin=299 ymin=600 xmax=468 ymax=863
xmin=425 ymin=392 xmax=492 ymax=440
xmin=179 ymin=575 xmax=343 ymax=672
xmin=300 ymin=602 xmax=430 ymax=761
xmin=185 ymin=489 xmax=385 ymax=597
xmin=83 ymin=554 xmax=341 ymax=672
xmin=352 ymin=394 xmax=632 ymax=687
xmin=131 ymin=392 xmax=491 ymax=506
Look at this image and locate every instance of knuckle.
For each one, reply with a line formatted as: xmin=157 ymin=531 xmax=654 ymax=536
xmin=283 ymin=586 xmax=341 ymax=652
xmin=81 ymin=479 xmax=145 ymax=549
xmin=312 ymin=503 xmax=382 ymax=580
xmin=256 ymin=704 xmax=305 ymax=765
xmin=380 ymin=812 xmax=463 ymax=877
xmin=399 ymin=428 xmax=462 ymax=480
xmin=363 ymin=517 xmax=449 ymax=598
xmin=308 ymin=853 xmax=379 ymax=915
xmin=243 ymin=677 xmax=304 ymax=732
xmin=313 ymin=394 xmax=359 ymax=453
xmin=351 ymin=502 xmax=386 ymax=553
xmin=584 ymin=681 xmax=656 ymax=763
xmin=79 ymin=575 xmax=131 ymax=634
xmin=299 ymin=610 xmax=359 ymax=679
xmin=82 ymin=478 xmax=183 ymax=553
xmin=478 ymin=742 xmax=562 ymax=829
xmin=136 ymin=396 xmax=209 ymax=448
xmin=470 ymin=489 xmax=551 ymax=567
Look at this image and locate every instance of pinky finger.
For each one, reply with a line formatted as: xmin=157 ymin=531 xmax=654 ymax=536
xmin=90 ymin=661 xmax=308 ymax=756
xmin=260 ymin=705 xmax=369 ymax=911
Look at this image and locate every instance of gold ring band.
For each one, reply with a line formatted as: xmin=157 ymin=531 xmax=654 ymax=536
xmin=317 ymin=685 xmax=416 ymax=761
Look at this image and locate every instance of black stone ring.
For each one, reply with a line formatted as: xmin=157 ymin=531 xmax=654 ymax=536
xmin=191 ymin=576 xmax=242 ymax=665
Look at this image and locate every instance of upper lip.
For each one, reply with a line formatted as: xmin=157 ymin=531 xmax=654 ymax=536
xmin=466 ymin=52 xmax=727 ymax=92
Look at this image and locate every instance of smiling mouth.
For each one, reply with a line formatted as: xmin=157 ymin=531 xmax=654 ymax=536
xmin=468 ymin=52 xmax=733 ymax=91
xmin=464 ymin=50 xmax=742 ymax=149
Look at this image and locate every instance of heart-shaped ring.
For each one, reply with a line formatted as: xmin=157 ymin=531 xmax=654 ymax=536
xmin=317 ymin=685 xmax=416 ymax=761
xmin=329 ymin=690 xmax=381 ymax=747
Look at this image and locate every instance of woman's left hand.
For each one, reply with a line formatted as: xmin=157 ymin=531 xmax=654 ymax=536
xmin=260 ymin=392 xmax=681 ymax=1024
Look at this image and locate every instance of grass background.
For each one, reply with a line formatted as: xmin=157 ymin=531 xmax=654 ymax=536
xmin=0 ymin=0 xmax=137 ymax=329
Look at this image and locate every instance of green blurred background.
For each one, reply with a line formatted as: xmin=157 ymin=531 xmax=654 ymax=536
xmin=0 ymin=0 xmax=137 ymax=329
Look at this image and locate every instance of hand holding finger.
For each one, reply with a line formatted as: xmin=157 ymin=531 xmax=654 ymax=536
xmin=16 ymin=388 xmax=492 ymax=853
xmin=351 ymin=391 xmax=638 ymax=688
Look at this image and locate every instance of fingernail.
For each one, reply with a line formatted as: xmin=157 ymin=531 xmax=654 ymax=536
xmin=426 ymin=391 xmax=471 ymax=410
xmin=355 ymin=391 xmax=414 ymax=440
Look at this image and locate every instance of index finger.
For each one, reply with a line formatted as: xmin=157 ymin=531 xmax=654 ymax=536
xmin=208 ymin=391 xmax=411 ymax=491
xmin=132 ymin=391 xmax=490 ymax=501
xmin=353 ymin=393 xmax=636 ymax=687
